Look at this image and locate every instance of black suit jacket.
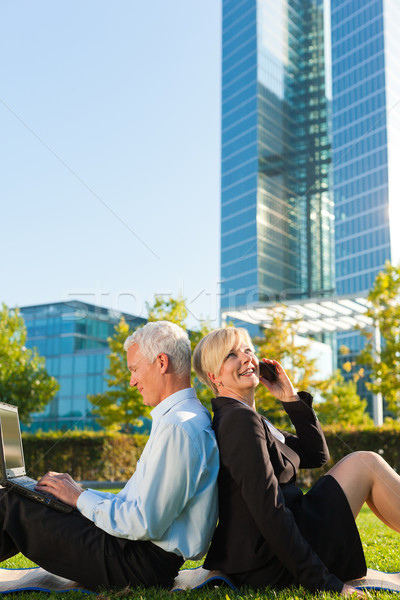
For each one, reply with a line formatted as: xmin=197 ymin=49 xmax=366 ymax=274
xmin=204 ymin=393 xmax=343 ymax=592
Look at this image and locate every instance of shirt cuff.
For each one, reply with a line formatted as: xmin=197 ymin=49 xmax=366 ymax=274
xmin=76 ymin=489 xmax=103 ymax=519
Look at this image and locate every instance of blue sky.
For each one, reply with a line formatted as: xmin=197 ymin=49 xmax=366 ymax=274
xmin=0 ymin=1 xmax=222 ymax=328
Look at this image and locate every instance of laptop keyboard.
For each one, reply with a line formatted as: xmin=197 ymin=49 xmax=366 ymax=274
xmin=17 ymin=476 xmax=38 ymax=490
xmin=12 ymin=476 xmax=60 ymax=500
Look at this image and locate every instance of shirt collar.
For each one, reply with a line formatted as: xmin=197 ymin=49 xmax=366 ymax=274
xmin=231 ymin=397 xmax=253 ymax=410
xmin=150 ymin=387 xmax=197 ymax=424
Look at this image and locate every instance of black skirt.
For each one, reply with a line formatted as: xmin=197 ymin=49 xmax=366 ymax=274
xmin=234 ymin=474 xmax=366 ymax=588
xmin=289 ymin=474 xmax=367 ymax=582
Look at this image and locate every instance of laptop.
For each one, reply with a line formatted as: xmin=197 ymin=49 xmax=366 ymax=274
xmin=0 ymin=402 xmax=73 ymax=513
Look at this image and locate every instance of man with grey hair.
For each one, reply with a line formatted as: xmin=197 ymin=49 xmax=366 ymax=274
xmin=0 ymin=321 xmax=219 ymax=592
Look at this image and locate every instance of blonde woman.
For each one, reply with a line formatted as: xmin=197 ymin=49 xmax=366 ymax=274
xmin=193 ymin=327 xmax=400 ymax=595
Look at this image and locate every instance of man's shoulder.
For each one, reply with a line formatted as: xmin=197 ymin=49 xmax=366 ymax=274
xmin=166 ymin=396 xmax=210 ymax=423
xmin=161 ymin=395 xmax=213 ymax=440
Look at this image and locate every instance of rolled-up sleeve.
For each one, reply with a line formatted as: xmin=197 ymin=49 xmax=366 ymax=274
xmin=77 ymin=390 xmax=219 ymax=559
xmin=77 ymin=424 xmax=204 ymax=540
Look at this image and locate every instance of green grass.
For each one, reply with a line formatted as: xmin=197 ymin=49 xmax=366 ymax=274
xmin=0 ymin=505 xmax=399 ymax=599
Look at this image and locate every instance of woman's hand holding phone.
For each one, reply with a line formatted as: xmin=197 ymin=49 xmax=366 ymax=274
xmin=259 ymin=360 xmax=278 ymax=383
xmin=258 ymin=359 xmax=298 ymax=402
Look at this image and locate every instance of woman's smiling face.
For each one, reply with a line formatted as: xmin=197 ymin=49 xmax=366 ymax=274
xmin=216 ymin=341 xmax=259 ymax=404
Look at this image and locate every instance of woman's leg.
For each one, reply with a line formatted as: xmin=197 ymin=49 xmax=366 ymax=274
xmin=327 ymin=451 xmax=400 ymax=531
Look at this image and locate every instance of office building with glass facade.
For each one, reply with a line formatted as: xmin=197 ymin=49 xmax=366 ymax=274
xmin=220 ymin=0 xmax=399 ymax=420
xmin=331 ymin=0 xmax=400 ymax=356
xmin=20 ymin=301 xmax=146 ymax=431
xmin=221 ymin=0 xmax=335 ymax=316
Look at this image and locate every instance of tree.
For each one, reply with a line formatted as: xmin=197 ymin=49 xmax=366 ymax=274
xmin=315 ymin=370 xmax=372 ymax=426
xmin=146 ymin=295 xmax=188 ymax=327
xmin=147 ymin=295 xmax=213 ymax=410
xmin=90 ymin=294 xmax=213 ymax=431
xmin=189 ymin=322 xmax=214 ymax=411
xmin=254 ymin=308 xmax=326 ymax=424
xmin=0 ymin=304 xmax=59 ymax=424
xmin=253 ymin=307 xmax=370 ymax=427
xmin=358 ymin=261 xmax=400 ymax=416
xmin=89 ymin=317 xmax=147 ymax=433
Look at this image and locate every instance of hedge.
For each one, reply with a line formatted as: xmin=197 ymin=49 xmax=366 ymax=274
xmin=22 ymin=424 xmax=400 ymax=485
xmin=22 ymin=431 xmax=148 ymax=482
xmin=298 ymin=422 xmax=400 ymax=487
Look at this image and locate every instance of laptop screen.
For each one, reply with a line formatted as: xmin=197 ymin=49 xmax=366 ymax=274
xmin=0 ymin=405 xmax=25 ymax=476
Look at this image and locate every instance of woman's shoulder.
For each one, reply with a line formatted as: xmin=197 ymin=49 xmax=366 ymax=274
xmin=212 ymin=396 xmax=255 ymax=414
xmin=211 ymin=399 xmax=270 ymax=463
xmin=212 ymin=397 xmax=264 ymax=432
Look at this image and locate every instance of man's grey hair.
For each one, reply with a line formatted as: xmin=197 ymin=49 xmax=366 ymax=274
xmin=124 ymin=321 xmax=191 ymax=377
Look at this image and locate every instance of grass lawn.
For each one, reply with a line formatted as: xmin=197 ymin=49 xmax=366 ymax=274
xmin=0 ymin=504 xmax=398 ymax=599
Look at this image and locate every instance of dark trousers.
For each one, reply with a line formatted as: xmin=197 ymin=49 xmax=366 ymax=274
xmin=0 ymin=489 xmax=183 ymax=591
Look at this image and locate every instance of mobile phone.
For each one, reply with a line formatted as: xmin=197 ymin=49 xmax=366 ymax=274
xmin=259 ymin=361 xmax=278 ymax=383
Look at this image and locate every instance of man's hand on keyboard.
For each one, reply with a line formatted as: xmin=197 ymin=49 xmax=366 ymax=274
xmin=35 ymin=472 xmax=84 ymax=508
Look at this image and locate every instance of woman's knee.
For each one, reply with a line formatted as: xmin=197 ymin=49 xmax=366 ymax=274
xmin=347 ymin=450 xmax=386 ymax=469
xmin=329 ymin=451 xmax=385 ymax=484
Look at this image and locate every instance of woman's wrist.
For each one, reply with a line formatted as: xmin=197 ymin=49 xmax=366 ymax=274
xmin=282 ymin=392 xmax=299 ymax=402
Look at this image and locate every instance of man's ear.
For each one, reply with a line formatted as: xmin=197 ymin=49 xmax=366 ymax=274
xmin=157 ymin=353 xmax=169 ymax=374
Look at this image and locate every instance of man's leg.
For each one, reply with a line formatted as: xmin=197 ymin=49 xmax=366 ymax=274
xmin=0 ymin=489 xmax=183 ymax=591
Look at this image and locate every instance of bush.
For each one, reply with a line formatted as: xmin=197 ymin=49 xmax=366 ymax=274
xmin=298 ymin=422 xmax=400 ymax=487
xmin=22 ymin=431 xmax=148 ymax=482
xmin=22 ymin=425 xmax=400 ymax=486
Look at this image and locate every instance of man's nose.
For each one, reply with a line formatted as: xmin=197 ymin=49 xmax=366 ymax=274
xmin=130 ymin=374 xmax=137 ymax=387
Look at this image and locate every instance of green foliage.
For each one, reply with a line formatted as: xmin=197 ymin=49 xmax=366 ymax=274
xmin=357 ymin=505 xmax=400 ymax=572
xmin=22 ymin=430 xmax=148 ymax=481
xmin=147 ymin=294 xmax=214 ymax=411
xmin=315 ymin=370 xmax=372 ymax=426
xmin=146 ymin=294 xmax=188 ymax=326
xmin=90 ymin=294 xmax=213 ymax=431
xmin=0 ymin=304 xmax=59 ymax=424
xmin=252 ymin=307 xmax=370 ymax=427
xmin=358 ymin=261 xmax=400 ymax=416
xmin=89 ymin=317 xmax=147 ymax=432
xmin=298 ymin=421 xmax=400 ymax=488
xmin=189 ymin=322 xmax=214 ymax=412
xmin=254 ymin=309 xmax=331 ymax=424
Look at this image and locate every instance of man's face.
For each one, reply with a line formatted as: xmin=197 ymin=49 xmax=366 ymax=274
xmin=127 ymin=344 xmax=162 ymax=407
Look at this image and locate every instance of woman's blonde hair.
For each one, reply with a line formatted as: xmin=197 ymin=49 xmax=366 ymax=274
xmin=193 ymin=327 xmax=254 ymax=395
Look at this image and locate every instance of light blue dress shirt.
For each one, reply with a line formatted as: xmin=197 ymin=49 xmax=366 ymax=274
xmin=77 ymin=388 xmax=219 ymax=560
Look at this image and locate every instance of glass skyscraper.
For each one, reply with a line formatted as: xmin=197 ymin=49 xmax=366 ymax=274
xmin=221 ymin=0 xmax=335 ymax=314
xmin=221 ymin=0 xmax=399 ymax=342
xmin=331 ymin=0 xmax=400 ymax=356
xmin=20 ymin=301 xmax=146 ymax=431
xmin=220 ymin=0 xmax=400 ymax=419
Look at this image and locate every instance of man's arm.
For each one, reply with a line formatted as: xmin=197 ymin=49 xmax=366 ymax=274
xmin=74 ymin=423 xmax=202 ymax=540
xmin=35 ymin=475 xmax=126 ymax=507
